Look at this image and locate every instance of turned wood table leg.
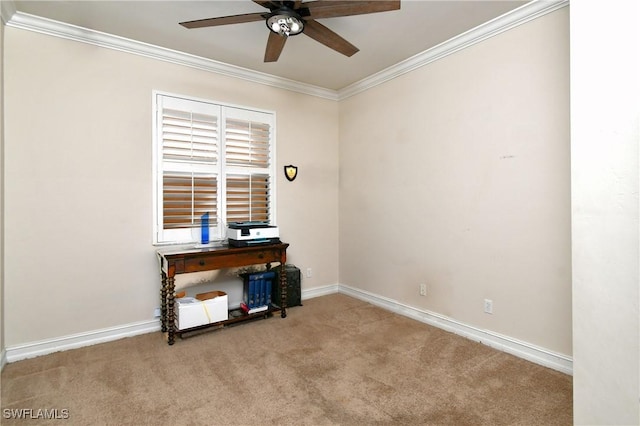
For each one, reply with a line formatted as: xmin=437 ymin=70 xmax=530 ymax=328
xmin=167 ymin=275 xmax=176 ymax=345
xmin=160 ymin=272 xmax=168 ymax=332
xmin=280 ymin=263 xmax=287 ymax=318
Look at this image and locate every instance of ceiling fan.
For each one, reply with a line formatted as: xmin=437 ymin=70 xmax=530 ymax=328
xmin=179 ymin=1 xmax=401 ymax=62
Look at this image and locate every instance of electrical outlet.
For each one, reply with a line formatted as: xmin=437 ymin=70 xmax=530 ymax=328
xmin=484 ymin=299 xmax=493 ymax=314
xmin=419 ymin=283 xmax=427 ymax=296
xmin=306 ymin=268 xmax=312 ymax=278
xmin=153 ymin=307 xmax=161 ymax=318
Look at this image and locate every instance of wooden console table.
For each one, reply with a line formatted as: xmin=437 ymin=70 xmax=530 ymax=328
xmin=157 ymin=242 xmax=289 ymax=345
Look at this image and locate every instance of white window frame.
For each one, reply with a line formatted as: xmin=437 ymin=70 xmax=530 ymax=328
xmin=152 ymin=91 xmax=277 ymax=245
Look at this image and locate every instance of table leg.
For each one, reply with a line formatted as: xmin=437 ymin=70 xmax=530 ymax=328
xmin=167 ymin=276 xmax=176 ymax=345
xmin=280 ymin=263 xmax=287 ymax=318
xmin=160 ymin=272 xmax=168 ymax=332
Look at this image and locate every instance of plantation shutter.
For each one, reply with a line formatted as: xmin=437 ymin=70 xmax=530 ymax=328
xmin=156 ymin=95 xmax=221 ymax=243
xmin=154 ymin=94 xmax=275 ymax=245
xmin=224 ymin=108 xmax=274 ymax=225
xmin=162 ymin=173 xmax=217 ymax=229
xmin=226 ymin=173 xmax=270 ymax=223
xmin=225 ymin=118 xmax=270 ymax=168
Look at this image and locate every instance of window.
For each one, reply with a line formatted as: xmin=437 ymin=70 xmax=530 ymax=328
xmin=153 ymin=92 xmax=276 ymax=244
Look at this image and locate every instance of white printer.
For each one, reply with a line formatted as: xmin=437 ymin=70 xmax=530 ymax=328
xmin=227 ymin=221 xmax=280 ymax=247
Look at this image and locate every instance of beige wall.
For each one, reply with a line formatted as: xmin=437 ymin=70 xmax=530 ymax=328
xmin=339 ymin=8 xmax=571 ymax=355
xmin=3 ymin=28 xmax=339 ymax=345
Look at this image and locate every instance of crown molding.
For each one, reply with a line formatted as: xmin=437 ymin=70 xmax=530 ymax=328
xmin=337 ymin=0 xmax=569 ymax=100
xmin=4 ymin=10 xmax=339 ymax=101
xmin=4 ymin=0 xmax=567 ymax=102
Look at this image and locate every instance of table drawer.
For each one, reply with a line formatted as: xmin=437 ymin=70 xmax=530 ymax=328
xmin=184 ymin=249 xmax=282 ymax=272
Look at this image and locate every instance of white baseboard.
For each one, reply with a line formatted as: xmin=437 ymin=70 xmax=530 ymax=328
xmin=3 ymin=284 xmax=573 ymax=375
xmin=338 ymin=284 xmax=573 ymax=375
xmin=5 ymin=320 xmax=161 ymax=363
xmin=302 ymin=284 xmax=339 ymax=300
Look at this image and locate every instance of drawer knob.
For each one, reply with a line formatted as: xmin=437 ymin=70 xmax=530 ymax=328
xmin=199 ymin=260 xmax=205 ymax=266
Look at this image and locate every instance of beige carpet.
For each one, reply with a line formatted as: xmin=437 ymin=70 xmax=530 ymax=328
xmin=1 ymin=293 xmax=572 ymax=425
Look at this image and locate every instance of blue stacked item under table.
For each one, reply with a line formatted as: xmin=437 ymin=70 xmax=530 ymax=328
xmin=241 ymin=271 xmax=276 ymax=314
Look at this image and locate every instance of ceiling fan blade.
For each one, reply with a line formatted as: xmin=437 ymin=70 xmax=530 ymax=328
xmin=180 ymin=12 xmax=266 ymax=29
xmin=303 ymin=1 xmax=400 ymax=20
xmin=264 ymin=31 xmax=288 ymax=62
xmin=302 ymin=19 xmax=359 ymax=57
xmin=252 ymin=1 xmax=283 ymax=10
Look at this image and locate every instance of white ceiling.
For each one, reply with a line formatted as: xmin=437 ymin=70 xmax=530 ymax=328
xmin=8 ymin=0 xmax=531 ymax=91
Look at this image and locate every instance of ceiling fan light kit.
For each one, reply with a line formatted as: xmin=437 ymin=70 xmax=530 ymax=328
xmin=266 ymin=8 xmax=305 ymax=36
xmin=179 ymin=1 xmax=401 ymax=63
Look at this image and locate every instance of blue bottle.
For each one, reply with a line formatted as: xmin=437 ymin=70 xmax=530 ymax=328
xmin=201 ymin=212 xmax=209 ymax=244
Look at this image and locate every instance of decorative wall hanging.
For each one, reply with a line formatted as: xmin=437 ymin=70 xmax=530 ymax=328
xmin=284 ymin=165 xmax=298 ymax=181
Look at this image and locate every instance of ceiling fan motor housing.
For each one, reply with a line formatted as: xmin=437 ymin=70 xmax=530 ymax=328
xmin=266 ymin=7 xmax=305 ymax=36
